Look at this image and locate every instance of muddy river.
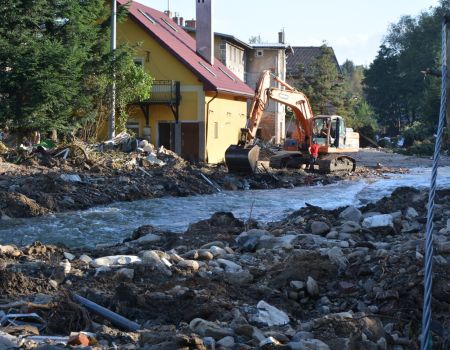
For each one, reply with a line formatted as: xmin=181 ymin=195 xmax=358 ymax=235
xmin=2 ymin=167 xmax=450 ymax=247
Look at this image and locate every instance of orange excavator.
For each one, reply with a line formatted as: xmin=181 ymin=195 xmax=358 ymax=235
xmin=225 ymin=70 xmax=359 ymax=173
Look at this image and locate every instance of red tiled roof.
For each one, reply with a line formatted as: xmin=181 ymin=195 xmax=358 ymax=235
xmin=118 ymin=0 xmax=254 ymax=98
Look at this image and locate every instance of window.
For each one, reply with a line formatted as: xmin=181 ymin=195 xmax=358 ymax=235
xmin=138 ymin=9 xmax=156 ymax=24
xmin=126 ymin=121 xmax=140 ymax=137
xmin=162 ymin=17 xmax=178 ymax=32
xmin=214 ymin=122 xmax=219 ymax=139
xmin=218 ymin=67 xmax=235 ymax=81
xmin=133 ymin=58 xmax=144 ymax=67
xmin=199 ymin=61 xmax=217 ymax=76
xmin=256 ymin=49 xmax=264 ymax=57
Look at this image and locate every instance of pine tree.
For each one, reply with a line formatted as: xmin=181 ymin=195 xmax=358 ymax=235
xmin=294 ymin=45 xmax=345 ymax=116
xmin=0 ymin=0 xmax=152 ymax=138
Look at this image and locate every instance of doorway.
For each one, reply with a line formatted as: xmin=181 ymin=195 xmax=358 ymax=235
xmin=181 ymin=122 xmax=199 ymax=162
xmin=158 ymin=122 xmax=175 ymax=150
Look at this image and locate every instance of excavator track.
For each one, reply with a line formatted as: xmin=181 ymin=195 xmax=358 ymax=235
xmin=317 ymin=155 xmax=356 ymax=173
xmin=269 ymin=152 xmax=356 ymax=173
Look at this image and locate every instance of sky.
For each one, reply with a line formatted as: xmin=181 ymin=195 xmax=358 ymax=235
xmin=138 ymin=0 xmax=440 ymax=66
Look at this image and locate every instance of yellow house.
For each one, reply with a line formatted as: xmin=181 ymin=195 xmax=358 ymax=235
xmin=117 ymin=0 xmax=254 ymax=163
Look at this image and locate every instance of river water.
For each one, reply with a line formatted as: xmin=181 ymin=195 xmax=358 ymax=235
xmin=2 ymin=167 xmax=450 ymax=248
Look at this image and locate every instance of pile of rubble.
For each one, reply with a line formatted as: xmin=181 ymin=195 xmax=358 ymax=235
xmin=0 ymin=186 xmax=448 ymax=349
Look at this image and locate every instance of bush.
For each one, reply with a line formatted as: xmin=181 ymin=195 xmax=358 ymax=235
xmin=401 ymin=139 xmax=435 ymax=156
xmin=402 ymin=121 xmax=429 ymax=148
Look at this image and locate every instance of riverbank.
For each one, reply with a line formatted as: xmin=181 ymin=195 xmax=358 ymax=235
xmin=0 ymin=147 xmax=429 ymax=220
xmin=0 ymin=186 xmax=449 ymax=348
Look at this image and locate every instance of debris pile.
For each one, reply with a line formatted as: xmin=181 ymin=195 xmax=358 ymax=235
xmin=0 ymin=135 xmax=377 ymax=220
xmin=0 ymin=187 xmax=448 ymax=348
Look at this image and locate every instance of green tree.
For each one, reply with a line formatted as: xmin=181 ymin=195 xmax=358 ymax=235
xmin=294 ymin=45 xmax=346 ymax=116
xmin=0 ymin=0 xmax=152 ymax=139
xmin=363 ymin=1 xmax=448 ymax=136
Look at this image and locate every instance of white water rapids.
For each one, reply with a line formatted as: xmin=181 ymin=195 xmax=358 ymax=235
xmin=2 ymin=167 xmax=450 ymax=247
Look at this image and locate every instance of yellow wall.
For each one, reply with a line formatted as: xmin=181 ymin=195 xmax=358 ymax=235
xmin=206 ymin=92 xmax=247 ymax=163
xmin=117 ymin=17 xmax=249 ymax=163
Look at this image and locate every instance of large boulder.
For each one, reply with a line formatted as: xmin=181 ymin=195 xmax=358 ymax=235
xmin=310 ymin=221 xmax=330 ymax=235
xmin=249 ymin=300 xmax=289 ymax=327
xmin=362 ymin=214 xmax=394 ymax=234
xmin=339 ymin=206 xmax=362 ymax=223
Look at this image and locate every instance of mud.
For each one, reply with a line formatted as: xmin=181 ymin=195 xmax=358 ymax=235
xmin=0 ymin=186 xmax=449 ymax=348
xmin=0 ymin=147 xmax=417 ymax=219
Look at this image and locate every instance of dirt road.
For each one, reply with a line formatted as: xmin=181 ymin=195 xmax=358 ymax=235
xmin=354 ymin=147 xmax=450 ymax=168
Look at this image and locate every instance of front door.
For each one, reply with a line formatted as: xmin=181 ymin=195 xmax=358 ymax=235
xmin=158 ymin=122 xmax=175 ymax=150
xmin=181 ymin=122 xmax=199 ymax=162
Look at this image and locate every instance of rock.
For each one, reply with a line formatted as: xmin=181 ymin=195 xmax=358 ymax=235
xmin=60 ymin=174 xmax=82 ymax=182
xmin=341 ymin=221 xmax=361 ymax=233
xmin=198 ymin=250 xmax=214 ymax=260
xmin=287 ymin=342 xmax=309 ymax=350
xmin=49 ymin=279 xmax=58 ymax=289
xmin=306 ymin=276 xmax=320 ymax=297
xmin=340 ymin=206 xmax=362 ymax=222
xmin=436 ymin=241 xmax=450 ymax=253
xmin=116 ymin=268 xmax=134 ymax=280
xmin=68 ymin=333 xmax=90 ymax=347
xmin=292 ymin=332 xmax=314 ymax=341
xmin=0 ymin=331 xmax=18 ymax=349
xmin=299 ymin=338 xmax=330 ymax=350
xmin=200 ymin=241 xmax=225 ymax=249
xmin=249 ymin=300 xmax=289 ymax=327
xmin=189 ymin=318 xmax=234 ymax=339
xmin=360 ymin=316 xmax=385 ymax=342
xmin=59 ymin=259 xmax=71 ymax=274
xmin=178 ymin=259 xmax=200 ymax=271
xmin=259 ymin=336 xmax=281 ymax=347
xmin=63 ymin=252 xmax=76 ymax=261
xmin=141 ymin=250 xmax=161 ymax=261
xmin=136 ymin=233 xmax=161 ymax=243
xmin=223 ymin=269 xmax=253 ymax=285
xmin=236 ymin=229 xmax=273 ymax=252
xmin=0 ymin=245 xmax=17 ymax=255
xmin=290 ymin=280 xmax=306 ymax=291
xmin=79 ymin=254 xmax=92 ymax=264
xmin=405 ymin=207 xmax=419 ymax=219
xmin=362 ymin=214 xmax=394 ymax=234
xmin=217 ymin=336 xmax=235 ymax=348
xmin=216 ymin=258 xmax=242 ymax=272
xmin=90 ymin=255 xmax=141 ymax=268
xmin=209 ymin=246 xmax=227 ymax=257
xmin=202 ymin=337 xmax=216 ymax=350
xmin=310 ymin=221 xmax=330 ymax=235
xmin=338 ymin=281 xmax=357 ymax=293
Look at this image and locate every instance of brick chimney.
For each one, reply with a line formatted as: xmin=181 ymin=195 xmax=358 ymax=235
xmin=185 ymin=19 xmax=196 ymax=28
xmin=196 ymin=0 xmax=214 ymax=65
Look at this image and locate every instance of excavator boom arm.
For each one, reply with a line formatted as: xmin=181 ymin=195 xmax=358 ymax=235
xmin=243 ymin=70 xmax=314 ymax=144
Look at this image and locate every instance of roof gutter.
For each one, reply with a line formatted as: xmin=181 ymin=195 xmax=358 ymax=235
xmin=216 ymin=87 xmax=254 ymax=98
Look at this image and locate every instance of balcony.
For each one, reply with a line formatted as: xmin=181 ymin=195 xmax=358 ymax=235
xmin=135 ymin=80 xmax=181 ymax=123
xmin=145 ymin=80 xmax=181 ymax=104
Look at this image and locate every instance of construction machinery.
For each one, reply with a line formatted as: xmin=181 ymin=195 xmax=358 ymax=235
xmin=225 ymin=70 xmax=359 ymax=173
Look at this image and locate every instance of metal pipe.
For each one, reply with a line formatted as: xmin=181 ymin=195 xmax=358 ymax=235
xmin=73 ymin=294 xmax=140 ymax=331
xmin=108 ymin=0 xmax=117 ymax=139
xmin=205 ymin=90 xmax=218 ymax=162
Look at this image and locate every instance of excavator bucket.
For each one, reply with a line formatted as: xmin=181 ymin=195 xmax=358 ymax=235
xmin=225 ymin=144 xmax=260 ymax=174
